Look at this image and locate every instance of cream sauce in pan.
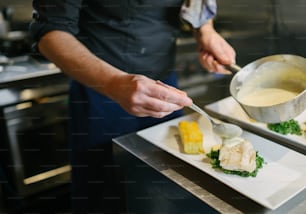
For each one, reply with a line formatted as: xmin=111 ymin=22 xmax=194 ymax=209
xmin=238 ymin=88 xmax=298 ymax=107
xmin=236 ymin=61 xmax=306 ymax=107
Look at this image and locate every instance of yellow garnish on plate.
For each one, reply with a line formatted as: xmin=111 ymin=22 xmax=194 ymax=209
xmin=178 ymin=121 xmax=204 ymax=154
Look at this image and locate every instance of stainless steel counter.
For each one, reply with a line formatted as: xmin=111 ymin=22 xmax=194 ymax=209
xmin=0 ymin=55 xmax=62 ymax=89
xmin=113 ymin=132 xmax=306 ymax=214
xmin=0 ymin=55 xmax=69 ymax=108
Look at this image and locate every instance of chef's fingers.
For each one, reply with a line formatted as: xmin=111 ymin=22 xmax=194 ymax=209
xmin=200 ymin=52 xmax=213 ymax=71
xmin=127 ymin=90 xmax=186 ymax=118
xmin=197 ymin=29 xmax=236 ymax=73
xmin=152 ymin=80 xmax=192 ymax=106
xmin=212 ymin=58 xmax=233 ymax=75
xmin=199 ymin=52 xmax=231 ymax=74
xmin=205 ymin=31 xmax=236 ymax=66
xmin=119 ymin=79 xmax=191 ymax=117
xmin=213 ymin=40 xmax=236 ymax=66
xmin=132 ymin=100 xmax=182 ymax=118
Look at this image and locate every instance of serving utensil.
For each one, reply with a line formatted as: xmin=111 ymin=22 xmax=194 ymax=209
xmin=189 ymin=103 xmax=242 ymax=138
xmin=155 ymin=80 xmax=242 ymax=138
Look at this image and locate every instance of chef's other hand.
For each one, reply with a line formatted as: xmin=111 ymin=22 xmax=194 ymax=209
xmin=196 ymin=20 xmax=236 ymax=75
xmin=108 ymin=74 xmax=192 ymax=118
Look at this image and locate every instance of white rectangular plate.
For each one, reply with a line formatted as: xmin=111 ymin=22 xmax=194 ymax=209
xmin=137 ymin=113 xmax=306 ymax=210
xmin=204 ymin=96 xmax=306 ymax=152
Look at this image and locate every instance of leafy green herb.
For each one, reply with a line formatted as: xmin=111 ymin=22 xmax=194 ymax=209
xmin=206 ymin=150 xmax=265 ymax=177
xmin=267 ymin=119 xmax=302 ymax=135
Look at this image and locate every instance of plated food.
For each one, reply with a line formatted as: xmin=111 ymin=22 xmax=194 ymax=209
xmin=177 ymin=119 xmax=265 ymax=177
xmin=206 ymin=137 xmax=264 ymax=177
xmin=137 ymin=113 xmax=306 ymax=210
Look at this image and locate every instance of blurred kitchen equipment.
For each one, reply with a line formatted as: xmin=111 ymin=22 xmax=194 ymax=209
xmin=0 ymin=6 xmax=12 ymax=37
xmin=0 ymin=55 xmax=32 ymax=73
xmin=0 ymin=11 xmax=9 ymax=37
xmin=0 ymin=54 xmax=9 ymax=64
xmin=0 ymin=30 xmax=32 ymax=57
xmin=1 ymin=91 xmax=70 ymax=197
xmin=0 ymin=6 xmax=32 ymax=57
xmin=230 ymin=54 xmax=306 ymax=123
xmin=189 ymin=103 xmax=243 ymax=138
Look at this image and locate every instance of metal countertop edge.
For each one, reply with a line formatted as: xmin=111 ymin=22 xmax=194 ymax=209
xmin=114 ymin=134 xmax=252 ymax=214
xmin=113 ymin=133 xmax=306 ymax=214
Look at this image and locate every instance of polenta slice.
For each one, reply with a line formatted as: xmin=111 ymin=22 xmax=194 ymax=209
xmin=178 ymin=121 xmax=204 ymax=154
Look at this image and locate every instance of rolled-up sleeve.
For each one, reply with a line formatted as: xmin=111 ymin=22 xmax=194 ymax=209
xmin=180 ymin=0 xmax=217 ymax=29
xmin=29 ymin=0 xmax=83 ymax=42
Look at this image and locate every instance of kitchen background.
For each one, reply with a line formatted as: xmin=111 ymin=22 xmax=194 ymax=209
xmin=0 ymin=0 xmax=306 ymax=213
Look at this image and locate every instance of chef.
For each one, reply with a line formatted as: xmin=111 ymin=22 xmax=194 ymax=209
xmin=30 ymin=0 xmax=236 ymax=212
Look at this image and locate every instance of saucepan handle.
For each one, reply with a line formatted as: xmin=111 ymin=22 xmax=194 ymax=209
xmin=225 ymin=64 xmax=242 ymax=73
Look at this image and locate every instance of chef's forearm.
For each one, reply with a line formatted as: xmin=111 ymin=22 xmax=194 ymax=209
xmin=38 ymin=30 xmax=127 ymax=96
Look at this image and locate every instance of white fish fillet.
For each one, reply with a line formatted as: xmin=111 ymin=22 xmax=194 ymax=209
xmin=219 ymin=137 xmax=256 ymax=173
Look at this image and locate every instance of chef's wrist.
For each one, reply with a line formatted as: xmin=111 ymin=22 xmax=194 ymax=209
xmin=197 ymin=19 xmax=215 ymax=36
xmin=192 ymin=19 xmax=215 ymax=46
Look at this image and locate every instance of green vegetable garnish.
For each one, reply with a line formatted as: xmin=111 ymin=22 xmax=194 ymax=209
xmin=206 ymin=150 xmax=265 ymax=177
xmin=267 ymin=119 xmax=302 ymax=135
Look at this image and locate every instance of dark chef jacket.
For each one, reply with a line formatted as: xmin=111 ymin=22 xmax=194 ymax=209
xmin=29 ymin=1 xmax=211 ymax=212
xmin=31 ymin=0 xmax=183 ymax=79
xmin=30 ymin=0 xmax=184 ymax=150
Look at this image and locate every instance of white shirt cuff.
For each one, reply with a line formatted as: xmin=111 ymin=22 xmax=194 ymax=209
xmin=180 ymin=0 xmax=217 ymax=28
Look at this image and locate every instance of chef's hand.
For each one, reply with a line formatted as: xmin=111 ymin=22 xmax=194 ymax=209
xmin=36 ymin=30 xmax=191 ymax=118
xmin=108 ymin=74 xmax=192 ymax=118
xmin=196 ymin=20 xmax=236 ymax=74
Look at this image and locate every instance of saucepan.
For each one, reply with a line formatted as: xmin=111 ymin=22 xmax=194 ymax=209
xmin=228 ymin=54 xmax=306 ymax=123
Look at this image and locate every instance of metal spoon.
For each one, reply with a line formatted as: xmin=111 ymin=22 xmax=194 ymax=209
xmin=189 ymin=103 xmax=243 ymax=138
xmin=154 ymin=80 xmax=242 ymax=138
